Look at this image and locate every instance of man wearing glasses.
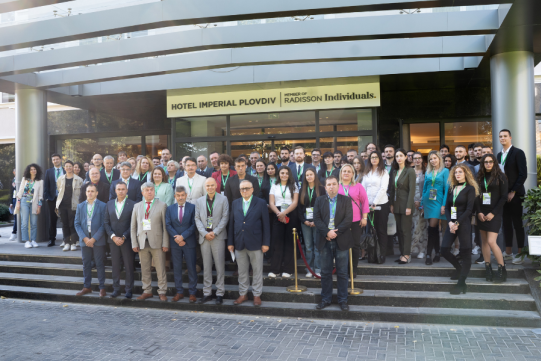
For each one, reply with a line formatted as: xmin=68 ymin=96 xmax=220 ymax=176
xmin=228 ymin=180 xmax=270 ymax=307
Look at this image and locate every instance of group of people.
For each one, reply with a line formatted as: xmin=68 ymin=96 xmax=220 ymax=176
xmin=9 ymin=128 xmax=527 ymax=309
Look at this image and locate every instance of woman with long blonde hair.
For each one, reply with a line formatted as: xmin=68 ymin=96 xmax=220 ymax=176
xmin=442 ymin=163 xmax=478 ymax=295
xmin=134 ymin=156 xmax=154 ymax=183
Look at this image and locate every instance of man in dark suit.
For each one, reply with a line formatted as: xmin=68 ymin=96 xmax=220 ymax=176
xmin=228 ymin=179 xmax=270 ymax=307
xmin=98 ymin=155 xmax=120 ymax=187
xmin=43 ymin=153 xmax=65 ymax=246
xmin=276 ymin=147 xmax=295 ymax=169
xmin=84 ymin=154 xmax=104 ymax=182
xmin=497 ymin=129 xmax=528 ymax=264
xmin=166 ymin=185 xmax=197 ymax=303
xmin=104 ymin=181 xmax=136 ymax=299
xmin=313 ymin=176 xmax=353 ymax=312
xmin=79 ymin=168 xmax=110 ymax=204
xmin=224 ymin=157 xmax=261 ymax=207
xmin=196 ymin=155 xmax=214 ymax=178
xmin=109 ymin=162 xmax=142 ymax=202
xmin=289 ymin=145 xmax=316 ymax=189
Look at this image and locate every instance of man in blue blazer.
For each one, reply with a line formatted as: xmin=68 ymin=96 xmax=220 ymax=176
xmin=228 ymin=179 xmax=270 ymax=307
xmin=289 ymin=145 xmax=316 ymax=189
xmin=74 ymin=184 xmax=107 ymax=297
xmin=109 ymin=162 xmax=142 ymax=202
xmin=276 ymin=147 xmax=295 ymax=169
xmin=43 ymin=153 xmax=65 ymax=246
xmin=166 ymin=185 xmax=197 ymax=303
xmin=104 ymin=181 xmax=136 ymax=299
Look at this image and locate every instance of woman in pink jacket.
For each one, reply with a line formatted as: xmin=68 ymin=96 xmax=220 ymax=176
xmin=338 ymin=163 xmax=370 ymax=278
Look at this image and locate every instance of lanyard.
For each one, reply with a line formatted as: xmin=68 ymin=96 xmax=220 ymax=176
xmin=139 ymin=171 xmax=148 ymax=182
xmin=326 ymin=167 xmax=334 ymax=177
xmin=257 ymin=175 xmax=263 ymax=187
xmin=341 ymin=183 xmax=350 ymax=197
xmin=367 ymin=212 xmax=375 ymax=227
xmin=168 ymin=178 xmax=174 ymax=187
xmin=145 ymin=199 xmax=155 ymax=219
xmin=452 ymin=183 xmax=466 ymax=207
xmin=243 ymin=195 xmax=253 ymax=216
xmin=501 ymin=151 xmax=509 ymax=165
xmin=187 ymin=177 xmax=193 ymax=194
xmin=87 ymin=202 xmax=95 ymax=220
xmin=431 ymin=170 xmax=437 ymax=187
xmin=115 ymin=198 xmax=126 ymax=216
xmin=207 ymin=197 xmax=215 ymax=216
xmin=395 ymin=168 xmax=403 ymax=188
xmin=105 ymin=171 xmax=113 ymax=184
xmin=221 ymin=172 xmax=229 ymax=189
xmin=308 ymin=187 xmax=314 ymax=204
xmin=279 ymin=183 xmax=288 ymax=200
xmin=329 ymin=197 xmax=337 ymax=219
xmin=483 ymin=176 xmax=492 ymax=191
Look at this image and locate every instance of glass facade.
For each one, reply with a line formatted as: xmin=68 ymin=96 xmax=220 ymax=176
xmin=444 ymin=121 xmax=492 ymax=152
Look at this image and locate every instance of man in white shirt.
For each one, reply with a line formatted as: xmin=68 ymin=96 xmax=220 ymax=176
xmin=289 ymin=146 xmax=316 ymax=189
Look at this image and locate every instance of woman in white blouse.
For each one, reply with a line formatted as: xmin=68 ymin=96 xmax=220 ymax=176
xmin=268 ymin=165 xmax=299 ymax=278
xmin=361 ymin=151 xmax=390 ymax=263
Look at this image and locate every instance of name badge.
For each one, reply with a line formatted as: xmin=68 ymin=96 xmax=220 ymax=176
xmin=281 ymin=203 xmax=289 ymax=210
xmin=207 ymin=216 xmax=213 ymax=229
xmin=429 ymin=188 xmax=437 ymax=200
xmin=12 ymin=190 xmax=16 ymax=198
xmin=306 ymin=207 xmax=314 ymax=220
xmin=329 ymin=217 xmax=335 ymax=230
xmin=482 ymin=193 xmax=491 ymax=205
xmin=221 ymin=191 xmax=224 ymax=196
xmin=155 ymin=197 xmax=159 ymax=200
xmin=142 ymin=219 xmax=151 ymax=231
xmin=87 ymin=218 xmax=92 ymax=232
xmin=451 ymin=207 xmax=457 ymax=220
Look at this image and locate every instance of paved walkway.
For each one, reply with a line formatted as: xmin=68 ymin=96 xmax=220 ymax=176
xmin=1 ymin=298 xmax=541 ymax=361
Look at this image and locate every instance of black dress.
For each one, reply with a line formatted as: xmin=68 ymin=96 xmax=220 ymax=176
xmin=475 ymin=172 xmax=508 ymax=233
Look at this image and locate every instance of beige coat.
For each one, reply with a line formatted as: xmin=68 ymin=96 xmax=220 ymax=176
xmin=175 ymin=173 xmax=207 ymax=204
xmin=56 ymin=175 xmax=83 ymax=210
xmin=16 ymin=177 xmax=44 ymax=214
xmin=130 ymin=199 xmax=169 ymax=250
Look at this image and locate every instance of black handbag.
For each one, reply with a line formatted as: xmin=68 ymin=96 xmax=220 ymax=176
xmin=364 ymin=214 xmax=381 ymax=264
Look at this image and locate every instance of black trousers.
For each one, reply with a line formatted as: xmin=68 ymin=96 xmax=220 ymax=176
xmin=349 ymin=222 xmax=362 ymax=274
xmin=47 ymin=199 xmax=58 ymax=241
xmin=502 ymin=194 xmax=525 ymax=248
xmin=110 ymin=240 xmax=135 ymax=293
xmin=369 ymin=202 xmax=390 ymax=257
xmin=441 ymin=220 xmax=472 ymax=279
xmin=58 ymin=207 xmax=76 ymax=245
xmin=270 ymin=215 xmax=296 ymax=274
xmin=474 ymin=225 xmax=481 ymax=248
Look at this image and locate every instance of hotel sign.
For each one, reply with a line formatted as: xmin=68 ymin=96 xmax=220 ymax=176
xmin=167 ymin=82 xmax=380 ymax=117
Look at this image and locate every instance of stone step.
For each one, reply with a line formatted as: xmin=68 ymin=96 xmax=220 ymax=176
xmin=0 ymin=272 xmax=534 ymax=311
xmin=1 ymin=284 xmax=539 ymax=328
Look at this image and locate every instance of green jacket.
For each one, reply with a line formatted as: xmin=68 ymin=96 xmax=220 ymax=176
xmin=389 ymin=167 xmax=416 ymax=214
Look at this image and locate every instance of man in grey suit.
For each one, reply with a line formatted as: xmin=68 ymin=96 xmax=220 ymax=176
xmin=130 ymin=182 xmax=169 ymax=302
xmin=195 ymin=178 xmax=229 ymax=305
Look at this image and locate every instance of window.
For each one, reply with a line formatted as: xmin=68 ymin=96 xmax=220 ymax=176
xmin=444 ymin=121 xmax=492 ymax=152
xmin=319 ymin=109 xmax=372 ymax=132
xmin=176 ymin=142 xmax=226 ymax=160
xmin=230 ymin=111 xmax=315 ymax=136
xmin=60 ymin=136 xmax=143 ymax=164
xmin=175 ymin=116 xmax=226 ymax=138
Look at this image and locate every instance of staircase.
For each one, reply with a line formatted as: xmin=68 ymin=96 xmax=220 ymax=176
xmin=0 ymin=252 xmax=539 ymax=327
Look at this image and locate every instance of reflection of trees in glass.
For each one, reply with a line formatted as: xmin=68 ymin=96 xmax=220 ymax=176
xmin=0 ymin=144 xmax=15 ymax=204
xmin=62 ymin=137 xmax=142 ymax=164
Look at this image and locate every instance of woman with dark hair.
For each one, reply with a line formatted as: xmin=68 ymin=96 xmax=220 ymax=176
xmin=73 ymin=162 xmax=85 ymax=181
xmin=442 ymin=164 xmax=478 ymax=294
xmin=444 ymin=154 xmax=457 ymax=170
xmin=389 ymin=148 xmax=416 ymax=264
xmin=211 ymin=154 xmax=237 ymax=195
xmin=56 ymin=160 xmax=83 ymax=251
xmin=411 ymin=152 xmax=428 ymax=260
xmin=317 ymin=151 xmax=339 ymax=184
xmin=353 ymin=155 xmax=365 ymax=183
xmin=15 ymin=163 xmax=44 ymax=249
xmin=151 ymin=166 xmax=174 ymax=206
xmin=268 ymin=165 xmax=299 ymax=278
xmin=340 ymin=155 xmax=348 ymax=167
xmin=298 ymin=168 xmax=325 ymax=277
xmin=362 ymin=150 xmax=389 ymax=263
xmin=476 ymin=153 xmax=508 ymax=283
xmin=255 ymin=159 xmax=270 ymax=202
xmin=266 ymin=162 xmax=277 ymax=184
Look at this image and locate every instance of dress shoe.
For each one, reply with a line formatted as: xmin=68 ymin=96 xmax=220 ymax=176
xmin=99 ymin=289 xmax=106 ymax=297
xmin=47 ymin=240 xmax=56 ymax=247
xmin=198 ymin=295 xmax=213 ymax=304
xmin=316 ymin=301 xmax=331 ymax=310
xmin=76 ymin=288 xmax=92 ymax=296
xmin=159 ymin=294 xmax=168 ymax=302
xmin=125 ymin=292 xmax=133 ymax=299
xmin=425 ymin=255 xmax=433 ymax=265
xmin=253 ymin=296 xmax=262 ymax=307
xmin=233 ymin=294 xmax=249 ymax=305
xmin=110 ymin=290 xmax=121 ymax=298
xmin=215 ymin=296 xmax=223 ymax=305
xmin=189 ymin=295 xmax=197 ymax=303
xmin=136 ymin=293 xmax=154 ymax=301
xmin=339 ymin=302 xmax=350 ymax=311
xmin=172 ymin=293 xmax=184 ymax=302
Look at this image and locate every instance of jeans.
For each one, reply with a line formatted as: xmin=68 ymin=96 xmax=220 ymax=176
xmin=320 ymin=240 xmax=349 ymax=304
xmin=301 ymin=223 xmax=320 ymax=273
xmin=20 ymin=197 xmax=37 ymax=241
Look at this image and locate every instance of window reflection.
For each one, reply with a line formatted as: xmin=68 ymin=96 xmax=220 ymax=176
xmin=444 ymin=121 xmax=492 ymax=152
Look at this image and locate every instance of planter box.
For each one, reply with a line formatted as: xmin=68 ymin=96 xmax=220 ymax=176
xmin=529 ymin=236 xmax=541 ymax=255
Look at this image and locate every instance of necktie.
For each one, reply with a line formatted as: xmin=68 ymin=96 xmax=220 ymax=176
xmin=179 ymin=205 xmax=183 ymax=224
xmin=145 ymin=202 xmax=151 ymax=219
xmin=56 ymin=168 xmax=60 ymax=179
xmin=298 ymin=165 xmax=301 ymax=175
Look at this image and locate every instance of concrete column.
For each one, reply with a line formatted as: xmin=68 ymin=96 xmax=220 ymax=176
xmin=15 ymin=85 xmax=48 ymax=242
xmin=490 ymin=51 xmax=537 ymax=193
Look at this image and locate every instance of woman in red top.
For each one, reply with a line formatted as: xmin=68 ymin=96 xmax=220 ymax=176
xmin=211 ymin=154 xmax=237 ymax=195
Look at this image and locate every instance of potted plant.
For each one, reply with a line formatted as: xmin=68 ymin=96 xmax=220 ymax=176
xmin=517 ymin=186 xmax=541 ymax=263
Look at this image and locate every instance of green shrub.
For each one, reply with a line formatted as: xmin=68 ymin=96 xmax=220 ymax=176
xmin=0 ymin=203 xmax=9 ymax=222
xmin=537 ymin=156 xmax=541 ymax=186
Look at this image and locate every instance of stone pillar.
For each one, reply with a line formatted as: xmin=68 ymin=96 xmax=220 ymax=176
xmin=490 ymin=51 xmax=537 ymax=193
xmin=15 ymin=85 xmax=48 ymax=242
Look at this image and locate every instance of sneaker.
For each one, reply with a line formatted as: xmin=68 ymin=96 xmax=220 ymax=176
xmin=472 ymin=246 xmax=480 ymax=255
xmin=416 ymin=252 xmax=425 ymax=259
xmin=9 ymin=234 xmax=17 ymax=241
xmin=452 ymin=248 xmax=460 ymax=256
xmin=502 ymin=251 xmax=514 ymax=260
xmin=76 ymin=243 xmax=80 ymax=248
xmin=268 ymin=272 xmax=277 ymax=278
xmin=31 ymin=241 xmax=39 ymax=248
xmin=71 ymin=244 xmax=77 ymax=251
xmin=24 ymin=241 xmax=32 ymax=249
xmin=315 ymin=272 xmax=321 ymax=278
xmin=63 ymin=245 xmax=70 ymax=252
xmin=59 ymin=242 xmax=65 ymax=247
xmin=475 ymin=254 xmax=484 ymax=264
xmin=305 ymin=272 xmax=313 ymax=278
xmin=282 ymin=273 xmax=292 ymax=278
xmin=512 ymin=254 xmax=524 ymax=265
